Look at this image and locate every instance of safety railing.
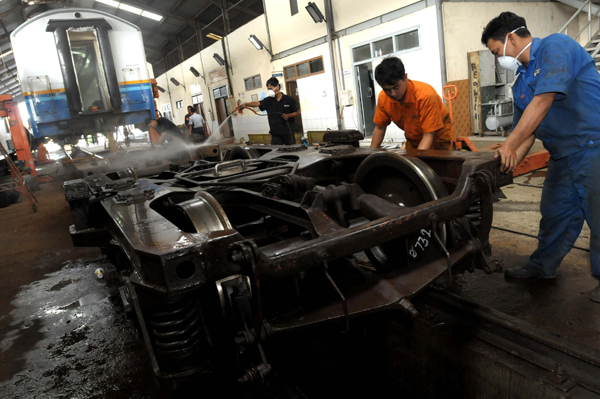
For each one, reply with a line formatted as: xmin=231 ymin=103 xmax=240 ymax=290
xmin=558 ymin=0 xmax=600 ymax=62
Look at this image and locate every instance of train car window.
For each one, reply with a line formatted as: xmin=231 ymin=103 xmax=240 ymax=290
xmin=67 ymin=30 xmax=110 ymax=113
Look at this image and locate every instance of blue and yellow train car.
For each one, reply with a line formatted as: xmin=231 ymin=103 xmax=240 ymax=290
xmin=11 ymin=8 xmax=155 ymax=142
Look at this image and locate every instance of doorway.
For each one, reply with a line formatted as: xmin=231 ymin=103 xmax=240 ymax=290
xmin=286 ymin=81 xmax=303 ymax=133
xmin=214 ymin=97 xmax=233 ymax=138
xmin=67 ymin=30 xmax=110 ymax=113
xmin=355 ymin=63 xmax=376 ymax=135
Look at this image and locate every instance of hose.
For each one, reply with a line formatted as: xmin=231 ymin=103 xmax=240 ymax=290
xmin=233 ymin=105 xmax=294 ymax=138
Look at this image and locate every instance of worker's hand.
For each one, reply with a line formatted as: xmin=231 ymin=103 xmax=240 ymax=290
xmin=282 ymin=114 xmax=289 ymax=120
xmin=494 ymin=145 xmax=518 ymax=174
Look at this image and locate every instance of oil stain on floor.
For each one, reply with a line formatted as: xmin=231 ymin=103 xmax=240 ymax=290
xmin=0 ymin=256 xmax=169 ymax=399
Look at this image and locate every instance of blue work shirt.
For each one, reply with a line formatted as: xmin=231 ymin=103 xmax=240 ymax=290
xmin=512 ymin=34 xmax=600 ymax=159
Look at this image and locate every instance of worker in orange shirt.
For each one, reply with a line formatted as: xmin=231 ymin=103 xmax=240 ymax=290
xmin=370 ymin=57 xmax=453 ymax=150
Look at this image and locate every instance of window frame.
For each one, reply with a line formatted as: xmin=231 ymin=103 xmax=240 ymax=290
xmin=192 ymin=94 xmax=203 ymax=104
xmin=161 ymin=103 xmax=173 ymax=121
xmin=175 ymin=100 xmax=183 ymax=109
xmin=243 ymin=74 xmax=262 ymax=91
xmin=350 ymin=26 xmax=422 ymax=67
xmin=283 ymin=56 xmax=325 ymax=82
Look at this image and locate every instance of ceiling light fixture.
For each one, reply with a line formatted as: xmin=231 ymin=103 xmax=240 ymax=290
xmin=156 ymin=86 xmax=165 ymax=93
xmin=305 ymin=2 xmax=326 ymax=23
xmin=95 ymin=1 xmax=163 ymax=21
xmin=96 ymin=0 xmax=120 ymax=7
xmin=189 ymin=66 xmax=204 ymax=79
xmin=213 ymin=53 xmax=225 ymax=66
xmin=206 ymin=33 xmax=222 ymax=41
xmin=141 ymin=10 xmax=162 ymax=21
xmin=169 ymin=77 xmax=180 ymax=86
xmin=248 ymin=34 xmax=272 ymax=56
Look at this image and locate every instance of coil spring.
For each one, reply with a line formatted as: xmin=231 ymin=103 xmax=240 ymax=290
xmin=465 ymin=198 xmax=482 ymax=229
xmin=148 ymin=299 xmax=205 ymax=361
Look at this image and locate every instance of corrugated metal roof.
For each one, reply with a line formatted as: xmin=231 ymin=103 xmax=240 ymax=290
xmin=0 ymin=0 xmax=263 ymax=100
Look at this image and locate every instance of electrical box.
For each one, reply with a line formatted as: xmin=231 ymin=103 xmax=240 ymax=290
xmin=226 ymin=97 xmax=236 ymax=115
xmin=341 ymin=90 xmax=354 ymax=106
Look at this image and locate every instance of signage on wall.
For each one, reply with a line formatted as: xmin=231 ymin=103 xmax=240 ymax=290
xmin=272 ymin=73 xmax=283 ymax=78
xmin=343 ymin=68 xmax=351 ymax=77
xmin=209 ymin=68 xmax=227 ymax=84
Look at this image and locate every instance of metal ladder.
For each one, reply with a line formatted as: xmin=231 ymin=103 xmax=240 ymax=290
xmin=558 ymin=0 xmax=600 ymax=71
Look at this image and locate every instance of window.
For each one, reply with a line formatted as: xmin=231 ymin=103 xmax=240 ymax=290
xmin=297 ymin=62 xmax=309 ymax=77
xmin=290 ymin=0 xmax=298 ymax=15
xmin=284 ymin=66 xmax=297 ymax=80
xmin=373 ymin=37 xmax=393 ymax=58
xmin=192 ymin=94 xmax=203 ymax=104
xmin=161 ymin=104 xmax=173 ymax=121
xmin=244 ymin=74 xmax=262 ymax=90
xmin=175 ymin=100 xmax=183 ymax=109
xmin=284 ymin=56 xmax=325 ymax=81
xmin=213 ymin=85 xmax=228 ymax=99
xmin=395 ymin=29 xmax=419 ymax=52
xmin=351 ymin=28 xmax=420 ymax=64
xmin=352 ymin=44 xmax=371 ymax=63
xmin=67 ymin=30 xmax=109 ymax=112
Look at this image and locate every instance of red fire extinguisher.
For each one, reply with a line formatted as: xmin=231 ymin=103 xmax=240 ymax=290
xmin=237 ymin=99 xmax=243 ymax=114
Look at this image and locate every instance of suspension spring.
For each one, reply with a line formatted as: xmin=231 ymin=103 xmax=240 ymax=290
xmin=465 ymin=197 xmax=482 ymax=229
xmin=148 ymin=299 xmax=206 ymax=363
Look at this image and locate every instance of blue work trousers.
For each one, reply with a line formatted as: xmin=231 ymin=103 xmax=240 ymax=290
xmin=526 ymin=145 xmax=600 ymax=278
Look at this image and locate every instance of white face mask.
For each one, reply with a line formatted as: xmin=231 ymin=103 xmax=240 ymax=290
xmin=497 ymin=26 xmax=531 ymax=71
xmin=267 ymin=85 xmax=280 ymax=97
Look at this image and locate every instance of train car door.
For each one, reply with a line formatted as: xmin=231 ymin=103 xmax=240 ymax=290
xmin=67 ymin=30 xmax=110 ymax=113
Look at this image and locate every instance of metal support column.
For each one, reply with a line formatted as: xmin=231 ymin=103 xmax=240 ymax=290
xmin=324 ymin=0 xmax=342 ymax=130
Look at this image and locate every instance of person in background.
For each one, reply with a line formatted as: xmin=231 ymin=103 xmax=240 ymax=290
xmin=145 ymin=117 xmax=184 ymax=144
xmin=188 ymin=106 xmax=207 ymax=142
xmin=185 ymin=106 xmax=193 ymax=128
xmin=241 ymin=77 xmax=300 ymax=145
xmin=370 ymin=57 xmax=453 ymax=150
xmin=481 ymin=12 xmax=600 ymax=302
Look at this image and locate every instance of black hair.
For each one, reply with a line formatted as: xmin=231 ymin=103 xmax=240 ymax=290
xmin=481 ymin=12 xmax=531 ymax=45
xmin=188 ymin=105 xmax=195 ymax=112
xmin=374 ymin=57 xmax=406 ymax=87
xmin=144 ymin=118 xmax=153 ymax=126
xmin=266 ymin=77 xmax=279 ymax=88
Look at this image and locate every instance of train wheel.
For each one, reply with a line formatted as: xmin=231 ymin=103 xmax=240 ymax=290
xmin=222 ymin=146 xmax=260 ymax=161
xmin=354 ymin=152 xmax=448 ymax=273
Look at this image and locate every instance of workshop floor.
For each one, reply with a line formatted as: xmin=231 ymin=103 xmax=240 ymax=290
xmin=0 ymin=157 xmax=598 ymax=398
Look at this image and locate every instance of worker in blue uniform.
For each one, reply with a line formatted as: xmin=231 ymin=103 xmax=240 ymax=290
xmin=482 ymin=12 xmax=600 ymax=302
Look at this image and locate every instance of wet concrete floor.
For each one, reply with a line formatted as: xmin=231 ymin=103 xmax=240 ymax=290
xmin=0 ymin=159 xmax=598 ymax=397
xmin=451 ymin=169 xmax=600 ymax=350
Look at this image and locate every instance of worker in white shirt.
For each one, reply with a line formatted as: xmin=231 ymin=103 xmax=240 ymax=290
xmin=188 ymin=106 xmax=207 ymax=141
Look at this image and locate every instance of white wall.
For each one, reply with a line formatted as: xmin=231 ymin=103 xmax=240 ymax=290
xmin=332 ymin=0 xmax=420 ymax=31
xmin=443 ymin=2 xmax=578 ymax=82
xmin=264 ymin=0 xmax=327 ymax=54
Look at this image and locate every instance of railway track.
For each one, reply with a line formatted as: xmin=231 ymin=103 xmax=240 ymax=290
xmin=237 ymin=287 xmax=600 ymax=398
